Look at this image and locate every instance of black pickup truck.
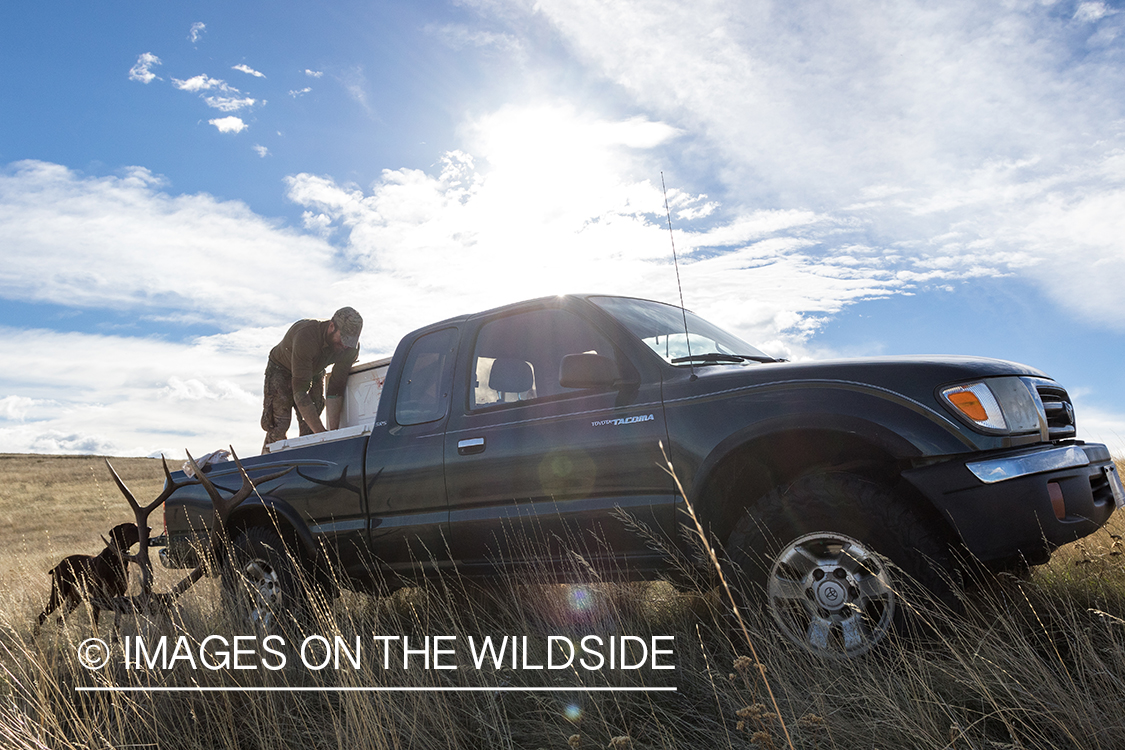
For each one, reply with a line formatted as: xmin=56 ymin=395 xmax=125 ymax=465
xmin=160 ymin=294 xmax=1123 ymax=657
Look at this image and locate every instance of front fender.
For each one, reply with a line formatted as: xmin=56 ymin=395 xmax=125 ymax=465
xmin=667 ymin=382 xmax=984 ymax=537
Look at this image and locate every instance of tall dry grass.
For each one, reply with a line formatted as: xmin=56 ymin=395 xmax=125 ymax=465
xmin=0 ymin=455 xmax=1123 ymax=749
xmin=0 ymin=454 xmax=164 ymax=595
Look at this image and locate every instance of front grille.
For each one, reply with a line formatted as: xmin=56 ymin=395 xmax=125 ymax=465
xmin=1036 ymin=384 xmax=1077 ymax=440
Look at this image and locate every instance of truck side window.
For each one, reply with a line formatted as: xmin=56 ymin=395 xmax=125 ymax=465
xmin=471 ymin=309 xmax=616 ymax=410
xmin=396 ymin=327 xmax=458 ymax=425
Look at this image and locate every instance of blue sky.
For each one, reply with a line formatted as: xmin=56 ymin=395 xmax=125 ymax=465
xmin=1 ymin=0 xmax=1124 ymax=457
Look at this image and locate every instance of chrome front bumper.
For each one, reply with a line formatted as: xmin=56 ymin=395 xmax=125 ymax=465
xmin=967 ymin=445 xmax=1090 ymax=484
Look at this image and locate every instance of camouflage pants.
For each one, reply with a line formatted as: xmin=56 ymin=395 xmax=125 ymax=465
xmin=261 ymin=360 xmax=325 ymax=452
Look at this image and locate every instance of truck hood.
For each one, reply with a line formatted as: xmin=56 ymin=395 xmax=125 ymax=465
xmin=683 ymin=354 xmax=1052 ymax=402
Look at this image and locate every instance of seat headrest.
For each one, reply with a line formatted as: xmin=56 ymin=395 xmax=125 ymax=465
xmin=489 ymin=358 xmax=533 ymax=393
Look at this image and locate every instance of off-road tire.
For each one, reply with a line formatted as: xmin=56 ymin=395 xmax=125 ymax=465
xmin=726 ymin=472 xmax=957 ymax=658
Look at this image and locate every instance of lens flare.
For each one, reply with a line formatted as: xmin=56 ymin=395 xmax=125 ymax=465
xmin=570 ymin=586 xmax=593 ymax=613
xmin=564 ymin=704 xmax=582 ymax=722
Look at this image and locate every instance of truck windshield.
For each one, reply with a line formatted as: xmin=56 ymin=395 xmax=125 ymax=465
xmin=590 ymin=296 xmax=772 ymax=365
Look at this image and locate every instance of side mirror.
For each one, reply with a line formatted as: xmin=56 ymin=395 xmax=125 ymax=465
xmin=559 ymin=353 xmax=621 ymax=389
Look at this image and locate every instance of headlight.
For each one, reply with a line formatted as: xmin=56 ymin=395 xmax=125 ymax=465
xmin=941 ymin=383 xmax=1007 ymax=430
xmin=939 ymin=377 xmax=1044 ymax=435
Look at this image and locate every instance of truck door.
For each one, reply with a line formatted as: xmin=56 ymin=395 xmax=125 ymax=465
xmin=443 ymin=303 xmax=674 ymax=575
xmin=363 ymin=326 xmax=459 ymax=578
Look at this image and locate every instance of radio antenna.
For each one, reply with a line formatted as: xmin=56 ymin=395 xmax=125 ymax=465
xmin=661 ymin=172 xmax=696 ymax=381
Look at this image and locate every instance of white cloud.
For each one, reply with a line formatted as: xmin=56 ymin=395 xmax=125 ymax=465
xmin=1074 ymin=2 xmax=1115 ymax=22
xmin=232 ymin=63 xmax=265 ymax=78
xmin=128 ymin=53 xmax=161 ymax=84
xmin=0 ymin=395 xmax=48 ymax=421
xmin=0 ymin=327 xmax=269 ymax=457
xmin=161 ymin=375 xmax=256 ymax=404
xmin=301 ymin=211 xmax=334 ymax=236
xmin=253 ymin=144 xmax=269 ymax=158
xmin=13 ymin=0 xmax=1125 ymax=457
xmin=684 ymin=210 xmax=823 ymax=248
xmin=1 ymin=100 xmax=1118 ymax=456
xmin=172 ymin=76 xmax=258 ymax=111
xmin=189 ymin=22 xmax=206 ymax=44
xmin=172 ymin=74 xmax=225 ymax=92
xmin=204 ymin=96 xmax=257 ymax=112
xmin=289 ymin=87 xmax=312 ymax=97
xmin=1070 ymin=391 xmax=1125 ymax=457
xmin=429 ymin=24 xmax=523 ymax=55
xmin=0 ymin=157 xmax=396 ymax=455
xmin=470 ymin=0 xmax=1125 ymax=330
xmin=0 ymin=160 xmax=343 ymax=327
xmin=209 ymin=116 xmax=247 ymax=133
xmin=282 ymin=105 xmax=910 ymax=346
xmin=338 ymin=67 xmax=372 ymax=113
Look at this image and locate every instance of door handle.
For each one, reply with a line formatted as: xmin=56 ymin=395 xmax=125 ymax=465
xmin=457 ymin=437 xmax=486 ymax=456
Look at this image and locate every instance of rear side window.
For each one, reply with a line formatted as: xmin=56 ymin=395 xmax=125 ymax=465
xmin=395 ymin=327 xmax=458 ymax=425
xmin=470 ymin=309 xmax=617 ymax=410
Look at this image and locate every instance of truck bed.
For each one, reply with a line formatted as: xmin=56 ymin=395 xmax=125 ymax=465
xmin=263 ymin=356 xmax=390 ymax=454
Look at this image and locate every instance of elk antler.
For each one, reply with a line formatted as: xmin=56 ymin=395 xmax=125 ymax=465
xmin=185 ymin=447 xmax=292 ymax=557
xmin=107 ymin=449 xmax=292 ymax=600
xmin=105 ymin=455 xmax=198 ymax=596
xmin=103 ymin=447 xmax=294 ymax=628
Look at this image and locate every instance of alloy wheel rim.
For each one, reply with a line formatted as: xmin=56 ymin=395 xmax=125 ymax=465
xmin=241 ymin=558 xmax=282 ymax=630
xmin=766 ymin=531 xmax=896 ymax=658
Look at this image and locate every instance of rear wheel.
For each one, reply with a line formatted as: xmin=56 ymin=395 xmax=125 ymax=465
xmin=726 ymin=472 xmax=955 ymax=658
xmin=222 ymin=527 xmax=307 ymax=635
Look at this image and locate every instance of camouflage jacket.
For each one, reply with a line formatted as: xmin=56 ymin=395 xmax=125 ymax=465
xmin=268 ymin=319 xmax=359 ymax=405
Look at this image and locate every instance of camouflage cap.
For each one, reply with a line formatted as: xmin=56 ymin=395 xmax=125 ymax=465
xmin=331 ymin=306 xmax=363 ymax=348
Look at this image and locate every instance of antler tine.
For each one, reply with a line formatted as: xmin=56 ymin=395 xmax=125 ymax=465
xmin=160 ymin=454 xmax=176 ymax=487
xmin=106 ymin=455 xmax=182 ymax=598
xmin=110 ymin=454 xmax=198 ymax=517
xmin=216 ymin=447 xmax=291 ymax=520
xmin=105 ymin=458 xmax=142 ymax=514
xmin=187 ymin=448 xmax=293 ymax=536
xmin=226 ymin=446 xmax=261 ymax=512
xmin=185 ymin=449 xmax=225 ymax=505
xmin=185 ymin=449 xmax=245 ymax=530
xmin=228 ymin=445 xmax=293 ymax=487
xmin=144 ymin=453 xmax=198 ymax=512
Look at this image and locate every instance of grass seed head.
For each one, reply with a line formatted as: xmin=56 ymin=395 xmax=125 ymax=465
xmin=751 ymin=730 xmax=776 ymax=749
xmin=736 ymin=704 xmax=767 ymax=721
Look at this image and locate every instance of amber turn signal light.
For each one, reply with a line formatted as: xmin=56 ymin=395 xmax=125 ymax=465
xmin=947 ymin=390 xmax=988 ymax=422
xmin=1048 ymin=481 xmax=1066 ymax=520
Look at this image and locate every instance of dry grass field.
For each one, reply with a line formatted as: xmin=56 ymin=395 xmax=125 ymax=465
xmin=0 ymin=454 xmax=166 ymax=598
xmin=1 ymin=453 xmax=1123 ymax=749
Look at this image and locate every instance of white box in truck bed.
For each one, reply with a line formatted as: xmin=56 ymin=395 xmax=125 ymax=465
xmin=263 ymin=356 xmax=391 ymax=453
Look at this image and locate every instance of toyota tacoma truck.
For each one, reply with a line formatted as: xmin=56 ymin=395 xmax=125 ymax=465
xmin=158 ymin=294 xmax=1124 ymax=657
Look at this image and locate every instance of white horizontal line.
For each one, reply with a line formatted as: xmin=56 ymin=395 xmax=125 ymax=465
xmin=76 ymin=686 xmax=677 ymax=693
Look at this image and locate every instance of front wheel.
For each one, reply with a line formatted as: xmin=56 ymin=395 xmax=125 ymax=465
xmin=726 ymin=472 xmax=956 ymax=658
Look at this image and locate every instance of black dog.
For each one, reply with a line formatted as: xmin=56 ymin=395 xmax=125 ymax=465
xmin=36 ymin=522 xmax=144 ymax=631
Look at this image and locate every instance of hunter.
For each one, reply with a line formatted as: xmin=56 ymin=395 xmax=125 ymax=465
xmin=261 ymin=307 xmax=363 ymax=452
